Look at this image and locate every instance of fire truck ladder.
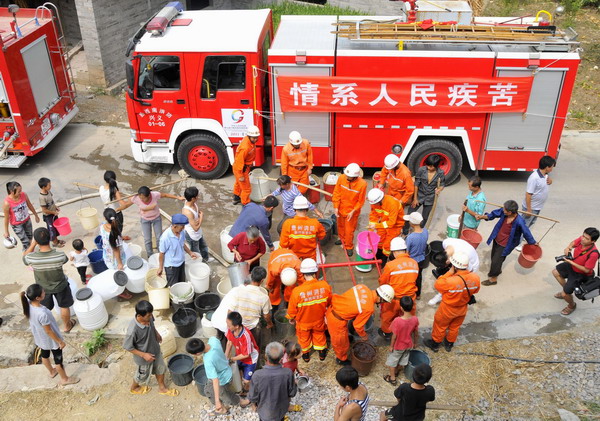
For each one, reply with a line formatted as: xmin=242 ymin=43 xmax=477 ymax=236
xmin=37 ymin=3 xmax=77 ymax=102
xmin=333 ymin=20 xmax=574 ymax=45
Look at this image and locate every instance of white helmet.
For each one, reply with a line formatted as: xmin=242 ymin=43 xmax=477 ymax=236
xmin=281 ymin=267 xmax=298 ymax=286
xmin=367 ymin=188 xmax=384 ymax=205
xmin=300 ymin=258 xmax=318 ymax=274
xmin=376 ymin=284 xmax=395 ymax=303
xmin=289 ymin=131 xmax=302 ymax=146
xmin=247 ymin=125 xmax=260 ymax=137
xmin=344 ymin=163 xmax=361 ymax=178
xmin=3 ymin=236 xmax=18 ymax=249
xmin=449 ymin=252 xmax=469 ymax=270
xmin=384 ymin=154 xmax=401 ymax=170
xmin=293 ymin=196 xmax=310 ymax=210
xmin=390 ymin=237 xmax=407 ymax=252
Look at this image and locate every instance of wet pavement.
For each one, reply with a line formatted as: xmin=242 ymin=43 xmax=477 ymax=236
xmin=1 ymin=124 xmax=599 ymax=343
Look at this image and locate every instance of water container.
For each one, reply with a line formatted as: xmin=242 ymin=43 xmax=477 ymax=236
xmin=167 ymin=353 xmax=194 ymax=386
xmin=184 ymin=252 xmax=202 ymax=280
xmin=446 ymin=214 xmax=460 ymax=238
xmin=211 ymin=286 xmax=240 ymax=333
xmin=230 ymin=361 xmax=243 ymax=393
xmin=127 ymin=243 xmax=143 ymax=257
xmin=73 ymin=288 xmax=108 ymax=331
xmin=217 ymin=279 xmax=232 ymax=298
xmin=124 ymin=256 xmax=149 ymax=294
xmin=145 ymin=269 xmax=170 ymax=310
xmin=296 ymin=373 xmax=312 ymax=391
xmin=53 ymin=217 xmax=72 ymax=236
xmin=272 ymin=241 xmax=280 ymax=250
xmin=201 ymin=311 xmax=217 ymax=338
xmin=273 ymin=309 xmax=295 ymax=341
xmin=357 ymin=231 xmax=381 ymax=259
xmin=307 ymin=174 xmax=321 ymax=204
xmin=172 ymin=307 xmax=198 ymax=338
xmin=323 ymin=171 xmax=340 ymax=202
xmin=193 ymin=365 xmax=208 ymax=397
xmin=188 ymin=262 xmax=210 ymax=293
xmin=249 ymin=168 xmax=274 ymax=203
xmin=460 ymin=228 xmax=483 ymax=249
xmin=87 ymin=270 xmax=128 ymax=301
xmin=148 ymin=253 xmax=160 ymax=269
xmin=228 ymin=262 xmax=250 ymax=288
xmin=94 ymin=235 xmax=102 ymax=250
xmin=156 ymin=325 xmax=177 ymax=358
xmin=355 ymin=246 xmax=373 ymax=273
xmin=372 ymin=171 xmax=382 ymax=189
xmin=194 ymin=292 xmax=221 ymax=319
xmin=170 ymin=282 xmax=195 ymax=312
xmin=351 ymin=342 xmax=377 ymax=376
xmin=89 ymin=249 xmax=108 ymax=274
xmin=518 ymin=244 xmax=543 ymax=269
xmin=76 ymin=207 xmax=100 ymax=231
xmin=318 ymin=218 xmax=333 ymax=246
xmin=220 ymin=225 xmax=235 ymax=264
xmin=53 ymin=277 xmax=77 ymax=317
xmin=404 ymin=350 xmax=431 ymax=381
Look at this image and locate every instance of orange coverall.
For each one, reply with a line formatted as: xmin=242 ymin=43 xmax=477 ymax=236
xmin=378 ymin=253 xmax=419 ymax=333
xmin=379 ymin=163 xmax=415 ymax=205
xmin=286 ymin=277 xmax=332 ymax=353
xmin=369 ymin=195 xmax=404 ymax=255
xmin=281 ymin=139 xmax=313 ymax=194
xmin=279 ymin=215 xmax=326 ymax=260
xmin=326 ymin=284 xmax=377 ymax=361
xmin=265 ymin=247 xmax=304 ymax=306
xmin=431 ymin=269 xmax=480 ymax=343
xmin=332 ymin=174 xmax=367 ymax=251
xmin=232 ymin=136 xmax=256 ymax=205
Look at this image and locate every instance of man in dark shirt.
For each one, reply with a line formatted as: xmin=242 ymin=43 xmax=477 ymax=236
xmin=476 ymin=200 xmax=536 ymax=286
xmin=248 ymin=341 xmax=297 ymax=421
xmin=123 ymin=300 xmax=178 ymax=397
xmin=383 ymin=363 xmax=435 ymax=421
xmin=229 ymin=197 xmax=279 ymax=251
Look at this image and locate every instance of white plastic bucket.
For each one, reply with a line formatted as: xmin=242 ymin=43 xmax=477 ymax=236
xmin=73 ymin=288 xmax=108 ymax=331
xmin=220 ymin=225 xmax=235 ymax=263
xmin=170 ymin=282 xmax=195 ymax=304
xmin=446 ymin=214 xmax=460 ymax=238
xmin=230 ymin=361 xmax=243 ymax=393
xmin=128 ymin=243 xmax=142 ymax=257
xmin=217 ymin=279 xmax=232 ymax=298
xmin=76 ymin=207 xmax=100 ymax=231
xmin=184 ymin=252 xmax=202 ymax=281
xmin=156 ymin=325 xmax=177 ymax=358
xmin=249 ymin=168 xmax=274 ymax=203
xmin=201 ymin=313 xmax=218 ymax=338
xmin=148 ymin=253 xmax=160 ymax=269
xmin=188 ymin=262 xmax=210 ymax=293
xmin=145 ymin=269 xmax=170 ymax=310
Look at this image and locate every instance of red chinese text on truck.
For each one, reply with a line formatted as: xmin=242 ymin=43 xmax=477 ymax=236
xmin=125 ymin=3 xmax=579 ymax=182
xmin=0 ymin=3 xmax=77 ymax=168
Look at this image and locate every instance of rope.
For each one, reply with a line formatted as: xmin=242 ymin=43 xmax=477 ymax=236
xmin=456 ymin=351 xmax=600 ymax=364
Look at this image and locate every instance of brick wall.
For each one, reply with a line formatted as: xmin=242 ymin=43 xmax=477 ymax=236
xmin=56 ymin=0 xmax=83 ymax=46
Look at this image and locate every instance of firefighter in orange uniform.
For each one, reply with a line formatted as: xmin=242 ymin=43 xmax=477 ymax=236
xmin=232 ymin=125 xmax=260 ymax=205
xmin=424 ymin=252 xmax=480 ymax=353
xmin=326 ymin=284 xmax=394 ymax=365
xmin=333 ymin=163 xmax=367 ymax=257
xmin=281 ymin=131 xmax=313 ymax=194
xmin=367 ymin=188 xmax=404 ymax=265
xmin=378 ymin=154 xmax=415 ymax=206
xmin=279 ymin=196 xmax=326 ymax=260
xmin=378 ymin=237 xmax=419 ymax=338
xmin=265 ymin=247 xmax=304 ymax=312
xmin=286 ymin=258 xmax=332 ymax=362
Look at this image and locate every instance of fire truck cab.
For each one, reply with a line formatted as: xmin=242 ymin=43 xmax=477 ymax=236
xmin=126 ymin=3 xmax=272 ymax=179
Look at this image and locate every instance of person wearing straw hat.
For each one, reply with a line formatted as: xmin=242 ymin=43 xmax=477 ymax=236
xmin=232 ymin=125 xmax=260 ymax=205
xmin=333 ymin=163 xmax=367 ymax=257
xmin=286 ymin=258 xmax=332 ymax=363
xmin=281 ymin=130 xmax=313 ymax=194
xmin=378 ymin=237 xmax=419 ymax=339
xmin=424 ymin=252 xmax=480 ymax=353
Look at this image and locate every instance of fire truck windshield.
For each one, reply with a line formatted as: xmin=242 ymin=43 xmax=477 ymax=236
xmin=137 ymin=55 xmax=180 ymax=99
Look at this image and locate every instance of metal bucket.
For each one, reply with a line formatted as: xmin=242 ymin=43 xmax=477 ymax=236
xmin=228 ymin=262 xmax=250 ymax=287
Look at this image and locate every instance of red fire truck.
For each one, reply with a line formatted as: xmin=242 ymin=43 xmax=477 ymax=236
xmin=0 ymin=3 xmax=77 ymax=168
xmin=126 ymin=2 xmax=579 ymax=182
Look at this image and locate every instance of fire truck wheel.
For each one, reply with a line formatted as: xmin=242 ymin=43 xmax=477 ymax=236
xmin=177 ymin=133 xmax=229 ymax=179
xmin=406 ymin=139 xmax=463 ymax=184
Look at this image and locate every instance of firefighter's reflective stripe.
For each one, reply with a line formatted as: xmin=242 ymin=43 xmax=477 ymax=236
xmin=297 ymin=297 xmax=328 ymax=307
xmin=352 ymin=286 xmax=363 ymax=314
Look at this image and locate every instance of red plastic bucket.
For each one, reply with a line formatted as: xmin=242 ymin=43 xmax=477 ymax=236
xmin=53 ymin=217 xmax=72 ymax=236
xmin=372 ymin=171 xmax=381 ymax=189
xmin=307 ymin=174 xmax=321 ymax=204
xmin=518 ymin=244 xmax=543 ymax=268
xmin=460 ymin=228 xmax=482 ymax=249
xmin=323 ymin=172 xmax=340 ymax=202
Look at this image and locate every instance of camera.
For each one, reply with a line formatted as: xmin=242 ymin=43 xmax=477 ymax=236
xmin=555 ymin=252 xmax=573 ymax=263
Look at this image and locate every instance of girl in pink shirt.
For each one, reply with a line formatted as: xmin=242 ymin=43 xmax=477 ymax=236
xmin=3 ymin=181 xmax=40 ymax=250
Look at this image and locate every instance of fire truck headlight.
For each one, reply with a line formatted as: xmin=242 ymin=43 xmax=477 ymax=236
xmin=391 ymin=144 xmax=403 ymax=154
xmin=50 ymin=113 xmax=60 ymax=126
xmin=130 ymin=129 xmax=138 ymax=141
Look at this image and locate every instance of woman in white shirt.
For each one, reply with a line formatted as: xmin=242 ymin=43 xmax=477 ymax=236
xmin=99 ymin=171 xmax=130 ymax=240
xmin=181 ymin=186 xmax=213 ymax=263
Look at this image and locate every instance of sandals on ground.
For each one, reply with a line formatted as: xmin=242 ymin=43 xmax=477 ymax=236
xmin=561 ymin=303 xmax=576 ymax=315
xmin=554 ymin=291 xmax=564 ymax=299
xmin=63 ymin=319 xmax=77 ymax=333
xmin=482 ymin=280 xmax=498 ymax=286
xmin=159 ymin=388 xmax=179 ymax=396
xmin=130 ymin=386 xmax=152 ymax=395
xmin=383 ymin=375 xmax=398 ymax=386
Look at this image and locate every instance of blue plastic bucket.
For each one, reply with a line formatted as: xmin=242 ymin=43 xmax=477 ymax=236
xmin=89 ymin=249 xmax=108 ymax=274
xmin=404 ymin=350 xmax=431 ymax=381
xmin=94 ymin=235 xmax=102 ymax=249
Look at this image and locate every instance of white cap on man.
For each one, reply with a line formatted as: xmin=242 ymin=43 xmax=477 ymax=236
xmin=403 ymin=212 xmax=424 ymax=225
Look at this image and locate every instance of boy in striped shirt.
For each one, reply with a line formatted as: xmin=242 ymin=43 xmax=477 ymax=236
xmin=225 ymin=311 xmax=259 ymax=396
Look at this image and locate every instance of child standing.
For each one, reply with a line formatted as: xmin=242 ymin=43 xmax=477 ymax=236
xmin=282 ymin=341 xmax=306 ymax=377
xmin=70 ymin=239 xmax=90 ymax=284
xmin=225 ymin=311 xmax=259 ymax=396
xmin=38 ymin=177 xmax=64 ymax=248
xmin=20 ymin=284 xmax=80 ymax=386
xmin=384 ymin=297 xmax=419 ymax=386
xmin=381 ymin=363 xmax=435 ymax=421
xmin=3 ymin=181 xmax=40 ymax=250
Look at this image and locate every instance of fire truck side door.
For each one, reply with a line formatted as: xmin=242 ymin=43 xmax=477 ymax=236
xmin=198 ymin=55 xmax=255 ymax=142
xmin=135 ymin=54 xmax=189 ymax=142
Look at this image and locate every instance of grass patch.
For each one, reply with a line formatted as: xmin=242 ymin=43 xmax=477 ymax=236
xmin=257 ymin=1 xmax=366 ymax=29
xmin=83 ymin=329 xmax=108 ymax=357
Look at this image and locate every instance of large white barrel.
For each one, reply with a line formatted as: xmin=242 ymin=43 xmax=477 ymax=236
xmin=249 ymin=168 xmax=274 ymax=203
xmin=88 ymin=270 xmax=128 ymax=301
xmin=188 ymin=262 xmax=210 ymax=293
xmin=201 ymin=312 xmax=217 ymax=338
xmin=124 ymin=256 xmax=149 ymax=294
xmin=73 ymin=288 xmax=108 ymax=331
xmin=156 ymin=324 xmax=177 ymax=358
xmin=220 ymin=225 xmax=235 ymax=264
xmin=53 ymin=277 xmax=77 ymax=317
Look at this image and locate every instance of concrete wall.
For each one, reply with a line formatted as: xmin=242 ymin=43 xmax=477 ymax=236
xmin=56 ymin=0 xmax=82 ymax=46
xmin=75 ymin=0 xmax=166 ymax=87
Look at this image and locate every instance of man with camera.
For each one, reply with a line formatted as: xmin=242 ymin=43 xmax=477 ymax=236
xmin=552 ymin=227 xmax=599 ymax=315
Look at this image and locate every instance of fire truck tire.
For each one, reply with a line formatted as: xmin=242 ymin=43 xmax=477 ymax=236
xmin=406 ymin=139 xmax=463 ymax=184
xmin=177 ymin=133 xmax=229 ymax=179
